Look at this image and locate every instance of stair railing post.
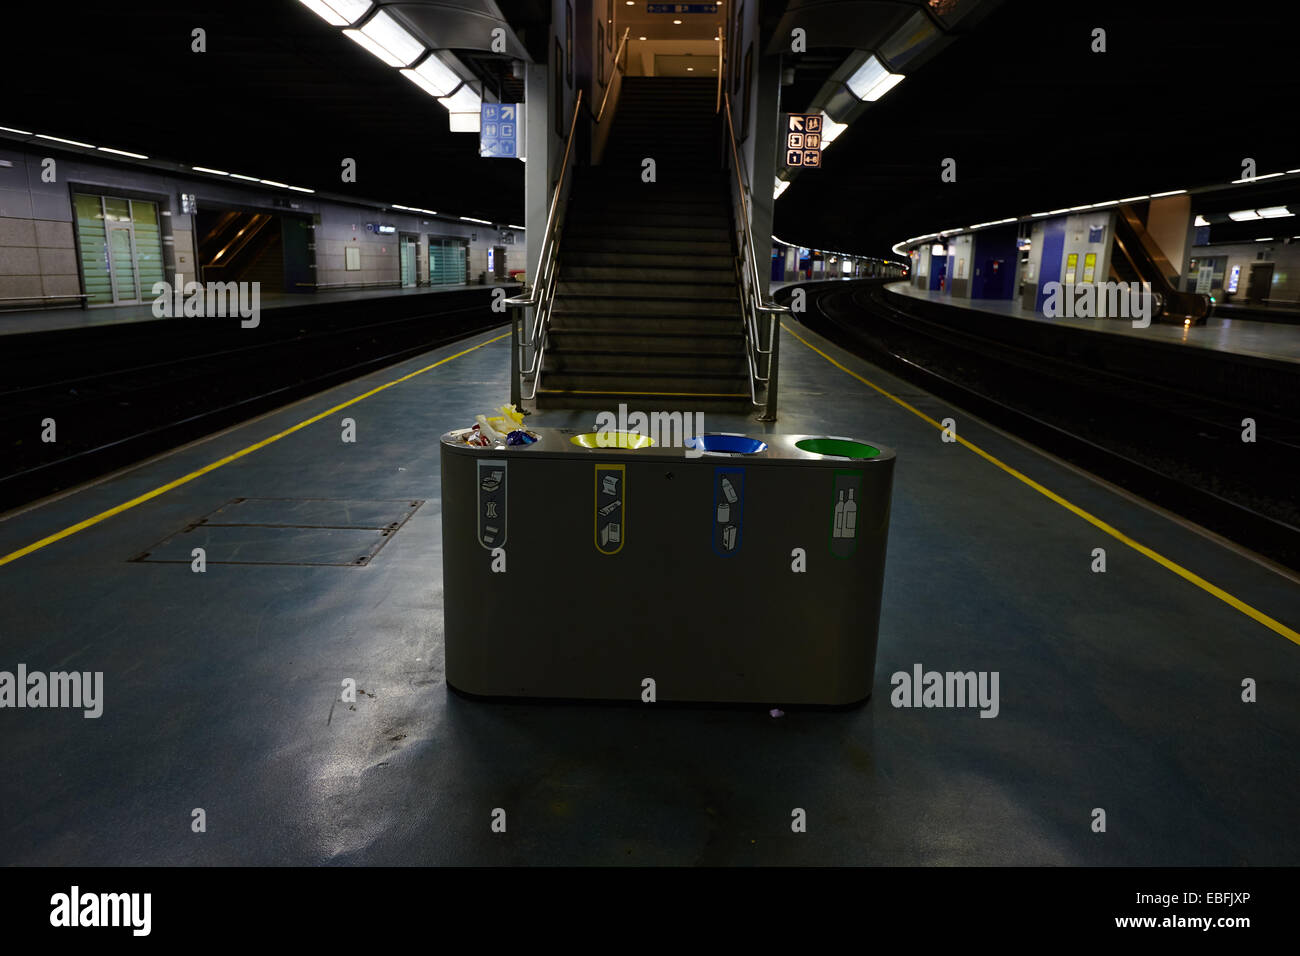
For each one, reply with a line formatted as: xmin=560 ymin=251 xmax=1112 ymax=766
xmin=761 ymin=312 xmax=779 ymax=422
xmin=509 ymin=299 xmax=522 ymax=407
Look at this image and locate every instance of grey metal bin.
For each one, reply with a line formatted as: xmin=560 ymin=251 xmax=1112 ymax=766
xmin=439 ymin=427 xmax=895 ymax=706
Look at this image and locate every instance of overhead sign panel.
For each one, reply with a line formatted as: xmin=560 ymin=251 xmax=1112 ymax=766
xmin=647 ymin=4 xmax=719 ymax=12
xmin=785 ymin=113 xmax=822 ymax=168
xmin=480 ymin=103 xmax=523 ymax=159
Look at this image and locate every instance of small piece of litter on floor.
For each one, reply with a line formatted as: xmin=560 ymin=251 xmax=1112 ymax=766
xmin=770 ymin=708 xmax=784 ymax=718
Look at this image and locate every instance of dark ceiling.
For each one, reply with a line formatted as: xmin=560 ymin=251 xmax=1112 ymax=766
xmin=6 ymin=1 xmax=1300 ymax=258
xmin=5 ymin=0 xmax=527 ymax=225
xmin=773 ymin=0 xmax=1300 ymax=257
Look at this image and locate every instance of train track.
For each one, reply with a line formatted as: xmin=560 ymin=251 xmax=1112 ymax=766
xmin=0 ymin=294 xmax=510 ymax=512
xmin=786 ymin=279 xmax=1300 ymax=571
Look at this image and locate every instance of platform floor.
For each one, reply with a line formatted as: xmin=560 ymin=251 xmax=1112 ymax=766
xmin=0 ymin=281 xmax=521 ymax=336
xmin=887 ymin=280 xmax=1300 ymax=365
xmin=0 ymin=319 xmax=1297 ymax=865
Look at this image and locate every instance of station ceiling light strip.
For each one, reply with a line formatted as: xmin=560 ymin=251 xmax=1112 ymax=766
xmin=781 ymin=321 xmax=1300 ymax=648
xmin=0 ymin=331 xmax=511 ymax=568
xmin=0 ymin=124 xmax=512 ymax=230
xmin=894 ymin=166 xmax=1300 ymax=256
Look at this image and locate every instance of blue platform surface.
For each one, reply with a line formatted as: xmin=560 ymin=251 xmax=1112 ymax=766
xmin=0 ymin=319 xmax=1296 ymax=865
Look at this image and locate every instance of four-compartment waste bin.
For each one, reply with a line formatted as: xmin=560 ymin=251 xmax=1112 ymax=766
xmin=440 ymin=427 xmax=895 ymax=706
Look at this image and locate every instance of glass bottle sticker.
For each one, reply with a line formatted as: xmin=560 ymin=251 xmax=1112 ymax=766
xmin=829 ymin=470 xmax=862 ymax=558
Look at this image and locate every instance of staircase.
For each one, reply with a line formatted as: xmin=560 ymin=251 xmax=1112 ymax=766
xmin=536 ymin=77 xmax=752 ymax=411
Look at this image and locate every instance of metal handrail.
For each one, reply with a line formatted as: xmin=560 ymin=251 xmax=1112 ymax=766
xmin=595 ymin=29 xmax=631 ymax=123
xmin=721 ymin=90 xmax=789 ymax=417
xmin=504 ymin=86 xmax=586 ymax=402
xmin=715 ymin=26 xmax=723 ymax=114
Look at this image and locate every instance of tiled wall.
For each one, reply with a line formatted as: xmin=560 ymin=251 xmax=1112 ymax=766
xmin=0 ymin=148 xmax=80 ymax=303
xmin=0 ymin=139 xmax=528 ymax=308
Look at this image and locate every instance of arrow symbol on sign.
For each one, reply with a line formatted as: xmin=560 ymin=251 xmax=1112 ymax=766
xmin=789 ymin=115 xmax=804 ymax=131
xmin=501 ymin=105 xmax=515 ymax=120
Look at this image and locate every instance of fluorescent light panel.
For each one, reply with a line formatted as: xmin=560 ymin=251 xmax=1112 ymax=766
xmin=449 ymin=112 xmax=480 ymax=132
xmin=442 ymin=86 xmax=482 ymax=115
xmin=357 ymin=10 xmax=423 ymax=66
xmin=819 ymin=113 xmax=849 ymax=147
xmin=297 ymin=0 xmax=372 ymax=26
xmin=401 ymin=53 xmax=462 ymax=98
xmin=98 ymin=146 xmax=148 ymax=159
xmin=845 ymin=55 xmax=904 ymax=102
xmin=35 ymin=133 xmax=95 ymax=148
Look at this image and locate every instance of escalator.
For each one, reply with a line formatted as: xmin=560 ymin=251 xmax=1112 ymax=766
xmin=197 ymin=211 xmax=279 ymax=284
xmin=1109 ymin=204 xmax=1211 ymax=324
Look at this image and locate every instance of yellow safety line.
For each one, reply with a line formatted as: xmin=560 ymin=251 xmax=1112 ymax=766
xmin=0 ymin=331 xmax=511 ymax=568
xmin=781 ymin=322 xmax=1300 ymax=647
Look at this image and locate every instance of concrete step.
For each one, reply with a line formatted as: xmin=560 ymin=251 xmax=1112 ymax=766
xmin=565 ymin=222 xmax=731 ymax=242
xmin=562 ymin=249 xmax=734 ymax=269
xmin=560 ymin=264 xmax=734 ymax=283
xmin=555 ymin=279 xmax=735 ymax=298
xmin=567 ymin=197 xmax=729 ymax=217
xmin=544 ymin=350 xmax=747 ymax=375
xmin=566 ymin=208 xmax=730 ymax=229
xmin=564 ymin=237 xmax=732 ymax=256
xmin=549 ymin=310 xmax=741 ymax=333
xmin=547 ymin=329 xmax=745 ymax=353
xmin=539 ymin=368 xmax=752 ymax=395
xmin=533 ymin=388 xmax=755 ymax=413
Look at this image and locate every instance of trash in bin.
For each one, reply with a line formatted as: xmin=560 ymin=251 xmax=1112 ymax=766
xmin=449 ymin=403 xmax=536 ymax=448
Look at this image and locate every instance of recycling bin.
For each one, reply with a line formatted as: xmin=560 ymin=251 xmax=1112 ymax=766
xmin=439 ymin=428 xmax=895 ymax=706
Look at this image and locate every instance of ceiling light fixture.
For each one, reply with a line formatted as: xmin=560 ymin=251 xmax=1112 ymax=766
xmin=296 ymin=0 xmax=372 ymax=27
xmin=401 ymin=54 xmax=462 ymax=98
xmin=35 ymin=133 xmax=95 ymax=148
xmin=845 ymin=54 xmax=905 ymax=102
xmin=344 ymin=10 xmax=424 ymax=68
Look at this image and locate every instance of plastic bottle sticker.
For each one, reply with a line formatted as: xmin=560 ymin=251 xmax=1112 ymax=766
xmin=712 ymin=468 xmax=745 ymax=556
xmin=478 ymin=460 xmax=507 ymax=550
xmin=595 ymin=464 xmax=626 ymax=555
xmin=829 ymin=470 xmax=862 ymax=558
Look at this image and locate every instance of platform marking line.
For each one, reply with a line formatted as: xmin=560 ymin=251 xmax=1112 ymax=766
xmin=0 ymin=331 xmax=511 ymax=568
xmin=781 ymin=322 xmax=1300 ymax=647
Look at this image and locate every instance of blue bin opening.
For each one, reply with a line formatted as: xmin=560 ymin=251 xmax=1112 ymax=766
xmin=686 ymin=434 xmax=769 ymax=454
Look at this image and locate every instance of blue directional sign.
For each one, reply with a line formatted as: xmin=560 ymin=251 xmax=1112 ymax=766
xmin=480 ymin=103 xmax=522 ymax=159
xmin=648 ymin=4 xmax=718 ymax=12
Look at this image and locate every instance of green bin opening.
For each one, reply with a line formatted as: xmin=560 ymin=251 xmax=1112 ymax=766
xmin=795 ymin=438 xmax=880 ymax=459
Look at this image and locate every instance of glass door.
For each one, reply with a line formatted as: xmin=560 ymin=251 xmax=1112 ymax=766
xmin=400 ymin=235 xmax=417 ymax=287
xmin=107 ymin=225 xmax=139 ymax=303
xmin=74 ymin=194 xmax=164 ymax=306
